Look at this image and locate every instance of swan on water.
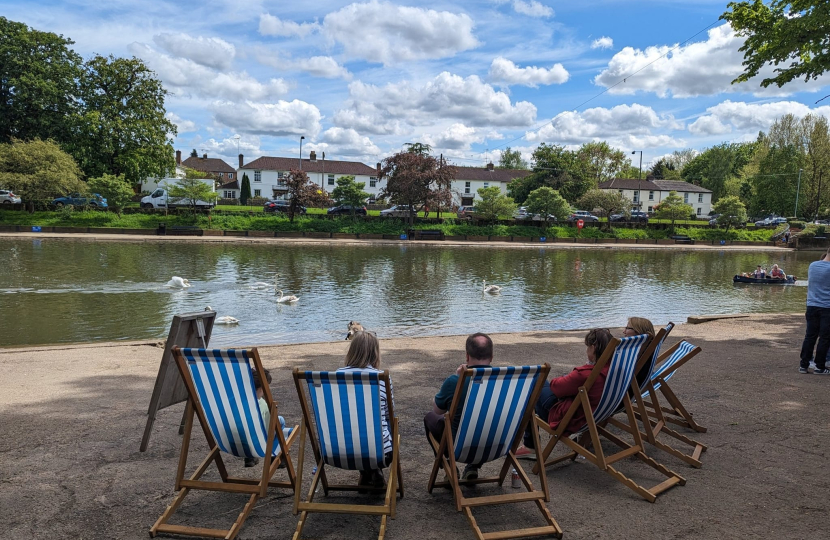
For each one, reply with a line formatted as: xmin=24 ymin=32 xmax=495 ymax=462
xmin=167 ymin=276 xmax=191 ymax=288
xmin=205 ymin=306 xmax=239 ymax=324
xmin=276 ymin=290 xmax=299 ymax=303
xmin=483 ymin=280 xmax=502 ymax=294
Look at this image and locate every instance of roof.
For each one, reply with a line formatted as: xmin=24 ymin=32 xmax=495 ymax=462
xmin=182 ymin=156 xmax=236 ymax=174
xmin=241 ymin=156 xmax=378 ymax=176
xmin=652 ymin=180 xmax=712 ymax=193
xmin=218 ymin=179 xmax=239 ymax=190
xmin=453 ymin=166 xmax=531 ymax=182
xmin=598 ymin=178 xmax=661 ymax=190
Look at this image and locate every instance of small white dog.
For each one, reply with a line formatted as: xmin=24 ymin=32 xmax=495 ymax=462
xmin=345 ymin=321 xmax=366 ymax=340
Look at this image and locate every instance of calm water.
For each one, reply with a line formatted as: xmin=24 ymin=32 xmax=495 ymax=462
xmin=0 ymin=238 xmax=815 ymax=347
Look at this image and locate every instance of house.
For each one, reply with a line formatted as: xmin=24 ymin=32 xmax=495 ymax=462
xmin=218 ymin=178 xmax=240 ymax=200
xmin=178 ymin=151 xmax=237 ymax=183
xmin=598 ymin=178 xmax=713 ymax=217
xmin=453 ymin=164 xmax=531 ymax=206
xmin=237 ymin=151 xmax=381 ymax=200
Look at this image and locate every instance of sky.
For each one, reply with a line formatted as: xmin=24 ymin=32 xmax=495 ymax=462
xmin=5 ymin=0 xmax=830 ymax=171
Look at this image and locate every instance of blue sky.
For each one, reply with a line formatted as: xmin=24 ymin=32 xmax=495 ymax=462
xmin=5 ymin=0 xmax=830 ymax=171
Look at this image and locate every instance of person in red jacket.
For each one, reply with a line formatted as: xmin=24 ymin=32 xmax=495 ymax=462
xmin=516 ymin=328 xmax=613 ymax=459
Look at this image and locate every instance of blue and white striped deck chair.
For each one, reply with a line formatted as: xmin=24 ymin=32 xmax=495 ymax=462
xmin=426 ymin=364 xmax=563 ymax=540
xmin=292 ymin=369 xmax=403 ymax=540
xmin=534 ymin=334 xmax=685 ymax=503
xmin=151 ymin=347 xmax=298 ymax=540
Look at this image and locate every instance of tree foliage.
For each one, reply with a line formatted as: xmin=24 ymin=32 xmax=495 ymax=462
xmin=284 ymin=168 xmax=331 ymax=223
xmin=0 ymin=138 xmax=85 ymax=209
xmin=712 ymin=196 xmax=749 ymax=234
xmin=475 ymin=186 xmax=516 ymax=221
xmin=167 ymin=177 xmax=216 ymax=217
xmin=497 ymin=147 xmax=528 ymax=169
xmin=240 ymin=173 xmax=251 ymax=205
xmin=722 ymin=1 xmax=830 ymax=89
xmin=650 ymin=158 xmax=679 ymax=180
xmin=508 ymin=144 xmax=591 ymax=204
xmin=577 ymin=189 xmax=630 ymax=230
xmin=331 ymin=175 xmax=370 ymax=215
xmin=86 ymin=173 xmax=134 ymax=216
xmin=524 ymin=187 xmax=571 ymax=223
xmin=405 ymin=142 xmax=432 ymax=155
xmin=652 ymin=191 xmax=693 ymax=231
xmin=681 ymin=141 xmax=759 ymax=200
xmin=574 ymin=141 xmax=628 ymax=184
xmin=379 ymin=152 xmax=455 ymax=226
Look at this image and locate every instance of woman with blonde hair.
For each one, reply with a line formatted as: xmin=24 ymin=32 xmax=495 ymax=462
xmin=623 ymin=317 xmax=655 ymax=339
xmin=337 ymin=331 xmax=394 ymax=488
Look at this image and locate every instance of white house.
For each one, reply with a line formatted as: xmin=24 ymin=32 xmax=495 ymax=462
xmin=598 ymin=178 xmax=713 ymax=217
xmin=452 ymin=164 xmax=531 ymax=206
xmin=237 ymin=151 xmax=382 ymax=200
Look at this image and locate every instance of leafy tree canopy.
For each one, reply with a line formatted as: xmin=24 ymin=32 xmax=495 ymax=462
xmin=87 ymin=173 xmax=134 ymax=215
xmin=574 ymin=141 xmax=628 ymax=184
xmin=0 ymin=138 xmax=85 ymax=207
xmin=405 ymin=142 xmax=432 ymax=155
xmin=331 ymin=175 xmax=370 ymax=214
xmin=168 ymin=177 xmax=216 ymax=217
xmin=284 ymin=168 xmax=330 ymax=222
xmin=577 ymin=189 xmax=630 ymax=229
xmin=379 ymin=151 xmax=455 ymax=225
xmin=524 ymin=186 xmax=571 ymax=223
xmin=712 ymin=195 xmax=749 ymax=233
xmin=497 ymin=147 xmax=528 ymax=169
xmin=476 ymin=186 xmax=516 ymax=221
xmin=652 ymin=191 xmax=693 ymax=231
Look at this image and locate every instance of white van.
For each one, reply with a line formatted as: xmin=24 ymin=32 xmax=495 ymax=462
xmin=140 ymin=178 xmax=215 ymax=210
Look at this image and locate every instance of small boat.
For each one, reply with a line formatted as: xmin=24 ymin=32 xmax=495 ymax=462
xmin=733 ymin=275 xmax=796 ymax=285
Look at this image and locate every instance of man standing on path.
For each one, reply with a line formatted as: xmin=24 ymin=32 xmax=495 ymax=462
xmin=424 ymin=333 xmax=493 ymax=480
xmin=800 ymin=247 xmax=830 ymax=374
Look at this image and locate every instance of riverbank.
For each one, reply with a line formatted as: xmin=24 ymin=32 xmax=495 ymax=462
xmin=1 ymin=314 xmax=826 ymax=539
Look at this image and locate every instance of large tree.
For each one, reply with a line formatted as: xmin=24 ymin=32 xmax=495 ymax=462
xmin=167 ymin=177 xmax=216 ymax=217
xmin=379 ymin=151 xmax=456 ymax=226
xmin=331 ymin=175 xmax=370 ymax=216
xmin=71 ymin=54 xmax=176 ymax=186
xmin=498 ymin=147 xmax=529 ymax=169
xmin=652 ymin=191 xmax=693 ymax=232
xmin=575 ymin=141 xmax=628 ymax=184
xmin=524 ymin=187 xmax=571 ymax=223
xmin=0 ymin=138 xmax=85 ymax=211
xmin=722 ymin=1 xmax=830 ymax=89
xmin=476 ymin=186 xmax=516 ymax=222
xmin=712 ymin=196 xmax=749 ymax=234
xmin=240 ymin=172 xmax=251 ymax=205
xmin=508 ymin=143 xmax=591 ymax=204
xmin=681 ymin=141 xmax=759 ymax=200
xmin=577 ymin=189 xmax=630 ymax=230
xmin=283 ymin=168 xmax=330 ymax=222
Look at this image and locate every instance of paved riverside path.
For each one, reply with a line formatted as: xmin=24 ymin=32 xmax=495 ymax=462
xmin=1 ymin=314 xmax=827 ymax=539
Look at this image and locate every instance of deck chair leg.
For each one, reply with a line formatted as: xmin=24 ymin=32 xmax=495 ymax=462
xmin=660 ymin=383 xmax=707 ymax=432
xmin=463 ymin=508 xmax=486 ymax=540
xmin=226 ymin=493 xmax=259 ymax=540
xmin=378 ymin=515 xmax=388 ymax=540
xmin=293 ymin=421 xmax=307 ymax=515
xmin=150 ymin=487 xmax=190 ymax=537
xmin=293 ymin=511 xmax=309 ymax=540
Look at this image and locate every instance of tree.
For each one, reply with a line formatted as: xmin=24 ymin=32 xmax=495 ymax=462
xmin=283 ymin=168 xmax=331 ymax=223
xmin=71 ymin=55 xmax=176 ymax=186
xmin=476 ymin=186 xmax=516 ymax=221
xmin=681 ymin=141 xmax=759 ymax=200
xmin=331 ymin=175 xmax=370 ymax=216
xmin=379 ymin=151 xmax=456 ymax=226
xmin=240 ymin=173 xmax=251 ymax=206
xmin=167 ymin=177 xmax=216 ymax=217
xmin=667 ymin=149 xmax=698 ymax=172
xmin=652 ymin=191 xmax=693 ymax=232
xmin=575 ymin=141 xmax=628 ymax=184
xmin=577 ymin=189 xmax=630 ymax=230
xmin=722 ymin=1 xmax=830 ymax=89
xmin=87 ymin=173 xmax=134 ymax=216
xmin=508 ymin=143 xmax=592 ymax=204
xmin=190 ymin=149 xmax=198 ymax=158
xmin=712 ymin=196 xmax=749 ymax=234
xmin=650 ymin=158 xmax=677 ymax=180
xmin=0 ymin=17 xmax=82 ymax=145
xmin=524 ymin=187 xmax=571 ymax=223
xmin=497 ymin=147 xmax=528 ymax=169
xmin=405 ymin=142 xmax=432 ymax=155
xmin=0 ymin=138 xmax=85 ymax=211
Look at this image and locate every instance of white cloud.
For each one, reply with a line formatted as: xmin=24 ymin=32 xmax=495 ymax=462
xmin=258 ymin=13 xmax=320 ymax=37
xmin=314 ymin=127 xmax=382 ymax=157
xmin=689 ymin=100 xmax=830 ymax=136
xmin=129 ymin=43 xmax=289 ymax=101
xmin=512 ymin=1 xmax=554 ymax=18
xmin=322 ymin=1 xmax=479 ymax=65
xmin=423 ymin=123 xmax=486 ymax=150
xmin=166 ymin=112 xmax=197 ymax=133
xmin=196 ymin=136 xmax=263 ymax=163
xmin=527 ymin=103 xmax=684 ymax=149
xmin=594 ymin=24 xmax=830 ymax=98
xmin=334 ymin=72 xmax=537 ymax=135
xmin=254 ymin=51 xmax=352 ymax=80
xmin=488 ymin=57 xmax=568 ymax=87
xmin=210 ymin=100 xmax=322 ymax=138
xmin=153 ymin=33 xmax=236 ymax=70
xmin=591 ymin=36 xmax=613 ymax=50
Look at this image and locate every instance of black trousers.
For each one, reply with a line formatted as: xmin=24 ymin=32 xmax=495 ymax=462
xmin=800 ymin=306 xmax=830 ymax=370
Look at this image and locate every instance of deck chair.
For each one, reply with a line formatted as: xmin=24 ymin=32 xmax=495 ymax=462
xmin=427 ymin=364 xmax=562 ymax=540
xmin=643 ymin=341 xmax=706 ymax=433
xmin=292 ymin=369 xmax=403 ymax=540
xmin=532 ymin=334 xmax=685 ymax=503
xmin=150 ymin=348 xmax=299 ymax=540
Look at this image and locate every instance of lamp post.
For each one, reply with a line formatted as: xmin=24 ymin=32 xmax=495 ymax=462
xmin=631 ymin=150 xmax=643 ymax=211
xmin=299 ymin=136 xmax=305 ymax=171
xmin=795 ymin=168 xmax=803 ymax=218
xmin=321 ymin=151 xmax=326 ymax=190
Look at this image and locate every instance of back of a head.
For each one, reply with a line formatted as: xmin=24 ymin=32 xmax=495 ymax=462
xmin=466 ymin=332 xmax=493 ymax=362
xmin=627 ymin=317 xmax=655 ymax=338
xmin=252 ymin=368 xmax=272 ymax=390
xmin=585 ymin=328 xmax=613 ymax=359
xmin=345 ymin=331 xmax=381 ymax=369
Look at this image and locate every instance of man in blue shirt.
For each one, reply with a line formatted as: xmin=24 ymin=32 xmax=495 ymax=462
xmin=424 ymin=333 xmax=493 ymax=481
xmin=800 ymin=248 xmax=830 ymax=374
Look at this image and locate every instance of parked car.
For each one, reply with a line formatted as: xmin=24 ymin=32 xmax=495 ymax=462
xmin=53 ymin=193 xmax=108 ymax=209
xmin=514 ymin=206 xmax=557 ymax=221
xmin=710 ymin=214 xmax=747 ymax=228
xmin=708 ymin=214 xmax=721 ymax=225
xmin=327 ymin=204 xmax=367 ymax=215
xmin=379 ymin=205 xmax=411 ymax=218
xmin=567 ymin=210 xmax=599 ymax=222
xmin=609 ymin=211 xmax=649 ymax=223
xmin=264 ymin=199 xmax=306 ymax=214
xmin=457 ymin=206 xmax=479 ymax=220
xmin=754 ymin=216 xmax=787 ymax=227
xmin=0 ymin=189 xmax=21 ymax=204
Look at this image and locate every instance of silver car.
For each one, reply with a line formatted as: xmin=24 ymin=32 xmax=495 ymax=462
xmin=0 ymin=189 xmax=21 ymax=204
xmin=380 ymin=205 xmax=412 ymax=218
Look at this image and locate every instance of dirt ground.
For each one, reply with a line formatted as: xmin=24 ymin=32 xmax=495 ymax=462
xmin=1 ymin=314 xmax=829 ymax=539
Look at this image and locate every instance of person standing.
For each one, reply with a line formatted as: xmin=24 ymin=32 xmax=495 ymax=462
xmin=800 ymin=248 xmax=830 ymax=374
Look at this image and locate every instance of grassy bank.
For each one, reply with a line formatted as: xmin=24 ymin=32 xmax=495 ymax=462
xmin=0 ymin=210 xmax=776 ymax=241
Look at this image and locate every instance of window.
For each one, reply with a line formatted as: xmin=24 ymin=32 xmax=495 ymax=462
xmin=218 ymin=172 xmax=224 ymax=178
xmin=618 ymin=189 xmax=623 ymax=194
xmin=464 ymin=181 xmax=471 ymax=194
xmin=228 ymin=173 xmax=234 ymax=179
xmin=698 ymin=193 xmax=703 ymax=203
xmin=223 ymin=190 xmax=235 ymax=198
xmin=683 ymin=193 xmax=689 ymax=203
xmin=696 ymin=207 xmax=702 ymax=215
xmin=649 ymin=191 xmax=654 ymax=200
xmin=328 ymin=174 xmax=335 ymax=186
xmin=647 ymin=206 xmax=653 ymax=213
xmin=369 ymin=177 xmax=377 ymax=188
xmin=254 ymin=189 xmax=261 ymax=197
xmin=254 ymin=170 xmax=261 ymax=182
xmin=633 ymin=192 xmax=639 ymax=203
xmin=484 ymin=182 xmax=489 ymax=188
xmin=277 ymin=171 xmax=284 ymax=179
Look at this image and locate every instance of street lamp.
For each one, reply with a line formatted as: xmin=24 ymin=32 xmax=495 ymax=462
xmin=299 ymin=136 xmax=305 ymax=171
xmin=795 ymin=168 xmax=803 ymax=218
xmin=631 ymin=150 xmax=643 ymax=211
xmin=321 ymin=151 xmax=326 ymax=190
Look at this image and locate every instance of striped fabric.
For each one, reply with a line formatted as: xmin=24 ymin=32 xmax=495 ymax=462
xmin=453 ymin=366 xmax=544 ymax=465
xmin=635 ymin=322 xmax=674 ymax=393
xmin=649 ymin=340 xmax=697 ymax=392
xmin=181 ymin=348 xmax=282 ymax=459
xmin=300 ymin=370 xmax=387 ymax=471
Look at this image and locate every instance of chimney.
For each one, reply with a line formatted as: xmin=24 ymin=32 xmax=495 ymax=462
xmin=487 ymin=162 xmax=494 ymax=171
xmin=376 ymin=163 xmax=381 ymax=175
xmin=238 ymin=154 xmax=244 ymax=168
xmin=202 ymin=153 xmax=207 ymax=159
xmin=175 ymin=150 xmax=181 ymax=165
xmin=310 ymin=150 xmax=317 ymax=162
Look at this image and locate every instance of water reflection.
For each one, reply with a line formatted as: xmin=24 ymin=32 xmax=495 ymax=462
xmin=0 ymin=238 xmax=813 ymax=347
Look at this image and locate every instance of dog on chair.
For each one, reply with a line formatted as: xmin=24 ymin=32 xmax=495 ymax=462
xmin=345 ymin=321 xmax=365 ymax=340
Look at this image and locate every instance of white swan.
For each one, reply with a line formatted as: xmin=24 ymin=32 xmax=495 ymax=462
xmin=249 ymin=281 xmax=271 ymax=290
xmin=276 ymin=290 xmax=299 ymax=303
xmin=483 ymin=280 xmax=502 ymax=294
xmin=205 ymin=306 xmax=239 ymax=325
xmin=166 ymin=276 xmax=191 ymax=288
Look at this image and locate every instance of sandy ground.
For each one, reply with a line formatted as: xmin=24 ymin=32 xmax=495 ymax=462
xmin=1 ymin=314 xmax=829 ymax=539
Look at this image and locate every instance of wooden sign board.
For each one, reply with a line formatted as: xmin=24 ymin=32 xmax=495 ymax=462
xmin=139 ymin=310 xmax=216 ymax=451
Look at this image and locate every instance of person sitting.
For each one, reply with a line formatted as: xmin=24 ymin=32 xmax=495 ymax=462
xmin=515 ymin=328 xmax=614 ymax=458
xmin=753 ymin=265 xmax=766 ymax=279
xmin=623 ymin=316 xmax=655 ymax=339
xmin=337 ymin=331 xmax=393 ymax=489
xmin=246 ymin=368 xmax=289 ymax=467
xmin=770 ymin=264 xmax=786 ymax=279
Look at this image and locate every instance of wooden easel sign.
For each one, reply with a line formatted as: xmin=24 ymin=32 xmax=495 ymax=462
xmin=139 ymin=310 xmax=216 ymax=451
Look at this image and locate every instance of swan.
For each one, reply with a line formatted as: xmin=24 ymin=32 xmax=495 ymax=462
xmin=276 ymin=290 xmax=299 ymax=303
xmin=250 ymin=281 xmax=271 ymax=290
xmin=483 ymin=280 xmax=502 ymax=294
xmin=205 ymin=306 xmax=239 ymax=324
xmin=166 ymin=276 xmax=191 ymax=288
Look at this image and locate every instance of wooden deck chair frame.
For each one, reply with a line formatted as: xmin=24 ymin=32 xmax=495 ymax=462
xmin=532 ymin=335 xmax=686 ymax=503
xmin=150 ymin=347 xmax=299 ymax=540
xmin=642 ymin=341 xmax=706 ymax=433
xmin=292 ymin=368 xmax=403 ymax=540
xmin=426 ymin=363 xmax=563 ymax=540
